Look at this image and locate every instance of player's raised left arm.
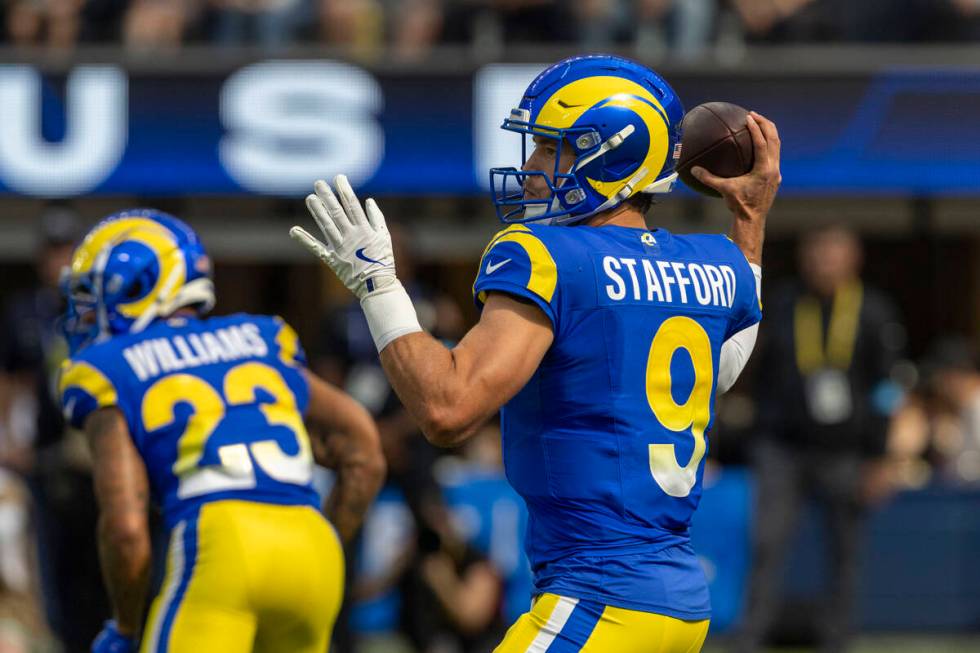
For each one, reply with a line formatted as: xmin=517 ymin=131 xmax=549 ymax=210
xmin=85 ymin=407 xmax=151 ymax=647
xmin=291 ymin=179 xmax=553 ymax=447
xmin=692 ymin=111 xmax=781 ymax=265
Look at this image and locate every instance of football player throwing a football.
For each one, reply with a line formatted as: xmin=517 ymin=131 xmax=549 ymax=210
xmin=293 ymin=54 xmax=779 ymax=651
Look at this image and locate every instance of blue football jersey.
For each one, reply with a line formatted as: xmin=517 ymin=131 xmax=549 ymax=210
xmin=473 ymin=224 xmax=761 ymax=620
xmin=59 ymin=313 xmax=319 ymax=529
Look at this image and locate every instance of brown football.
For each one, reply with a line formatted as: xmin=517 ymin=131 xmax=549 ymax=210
xmin=676 ymin=102 xmax=754 ymax=197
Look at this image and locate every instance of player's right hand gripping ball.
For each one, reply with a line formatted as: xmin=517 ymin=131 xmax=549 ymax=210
xmin=675 ymin=102 xmax=755 ymax=197
xmin=290 ymin=175 xmax=398 ymax=300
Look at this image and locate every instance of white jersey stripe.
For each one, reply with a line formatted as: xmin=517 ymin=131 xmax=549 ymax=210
xmin=526 ymin=595 xmax=579 ymax=653
xmin=144 ymin=521 xmax=186 ymax=653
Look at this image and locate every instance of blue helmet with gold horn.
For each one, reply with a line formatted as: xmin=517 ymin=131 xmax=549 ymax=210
xmin=490 ymin=54 xmax=684 ymax=224
xmin=60 ymin=209 xmax=215 ymax=355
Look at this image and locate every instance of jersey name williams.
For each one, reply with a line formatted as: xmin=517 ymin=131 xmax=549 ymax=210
xmin=123 ymin=322 xmax=268 ymax=382
xmin=599 ymin=255 xmax=737 ymax=309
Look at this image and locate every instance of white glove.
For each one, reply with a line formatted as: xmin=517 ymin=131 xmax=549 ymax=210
xmin=290 ymin=175 xmax=398 ymax=300
xmin=290 ymin=175 xmax=422 ymax=351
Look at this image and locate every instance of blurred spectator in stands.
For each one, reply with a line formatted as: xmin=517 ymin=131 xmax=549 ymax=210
xmin=442 ymin=0 xmax=574 ymax=52
xmin=0 ymin=208 xmax=109 ymax=652
xmin=730 ymin=0 xmax=980 ymax=43
xmin=884 ymin=338 xmax=980 ymax=494
xmin=949 ymin=0 xmax=980 ymax=39
xmin=848 ymin=0 xmax=980 ymax=42
xmin=633 ymin=0 xmax=719 ymax=60
xmin=390 ymin=0 xmax=443 ymax=60
xmin=0 ymin=470 xmax=51 ymax=653
xmin=574 ymin=0 xmax=627 ymax=47
xmin=731 ymin=0 xmax=815 ymax=40
xmin=733 ymin=225 xmax=905 ymax=653
xmin=0 ymin=209 xmax=78 ymax=478
xmin=344 ymin=425 xmax=506 ymax=653
xmin=317 ymin=0 xmax=383 ymax=57
xmin=211 ymin=0 xmax=306 ymax=50
xmin=122 ymin=0 xmax=198 ymax=50
xmin=492 ymin=0 xmax=575 ymax=43
xmin=918 ymin=338 xmax=980 ymax=484
xmin=437 ymin=419 xmax=534 ymax=628
xmin=6 ymin=0 xmax=85 ymax=49
xmin=400 ymin=495 xmax=503 ymax=653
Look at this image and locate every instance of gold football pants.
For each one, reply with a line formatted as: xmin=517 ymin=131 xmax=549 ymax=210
xmin=140 ymin=500 xmax=343 ymax=653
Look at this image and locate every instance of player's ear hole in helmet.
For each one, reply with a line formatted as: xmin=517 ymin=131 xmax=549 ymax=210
xmin=490 ymin=54 xmax=684 ymax=226
xmin=60 ymin=209 xmax=216 ymax=355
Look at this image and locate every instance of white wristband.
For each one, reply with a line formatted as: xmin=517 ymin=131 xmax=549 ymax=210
xmin=360 ymin=280 xmax=423 ymax=352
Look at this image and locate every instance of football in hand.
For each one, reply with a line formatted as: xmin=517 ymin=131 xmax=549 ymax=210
xmin=675 ymin=102 xmax=754 ymax=197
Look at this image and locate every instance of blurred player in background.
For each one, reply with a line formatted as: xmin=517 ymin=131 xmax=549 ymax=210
xmin=292 ymin=54 xmax=780 ymax=651
xmin=57 ymin=210 xmax=385 ymax=653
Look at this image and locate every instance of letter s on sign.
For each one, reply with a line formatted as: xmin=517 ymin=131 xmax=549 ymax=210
xmin=219 ymin=61 xmax=384 ymax=194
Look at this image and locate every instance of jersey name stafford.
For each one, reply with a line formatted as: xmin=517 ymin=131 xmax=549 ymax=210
xmin=123 ymin=322 xmax=267 ymax=382
xmin=597 ymin=254 xmax=737 ymax=310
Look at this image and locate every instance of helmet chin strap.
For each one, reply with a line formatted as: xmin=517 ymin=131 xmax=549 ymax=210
xmin=522 ymin=200 xmax=558 ymax=222
xmin=554 ymin=164 xmax=653 ymax=225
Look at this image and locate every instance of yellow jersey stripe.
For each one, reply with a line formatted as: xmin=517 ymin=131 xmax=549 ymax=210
xmin=274 ymin=319 xmax=301 ymax=367
xmin=491 ymin=231 xmax=558 ymax=303
xmin=58 ymin=361 xmax=118 ymax=409
xmin=480 ymin=224 xmax=532 ymax=260
xmin=474 ymin=225 xmax=555 ymax=303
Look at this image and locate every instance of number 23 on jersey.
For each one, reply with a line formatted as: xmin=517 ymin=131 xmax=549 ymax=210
xmin=142 ymin=361 xmax=314 ymax=499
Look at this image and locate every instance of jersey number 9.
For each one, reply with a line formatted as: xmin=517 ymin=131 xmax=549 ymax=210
xmin=645 ymin=316 xmax=713 ymax=498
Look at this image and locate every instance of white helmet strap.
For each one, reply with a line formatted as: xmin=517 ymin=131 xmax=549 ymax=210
xmin=130 ymin=256 xmax=186 ymax=334
xmin=572 ymin=124 xmax=635 ymax=172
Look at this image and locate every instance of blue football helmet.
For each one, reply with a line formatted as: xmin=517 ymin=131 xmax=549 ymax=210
xmin=60 ymin=209 xmax=215 ymax=355
xmin=490 ymin=54 xmax=685 ymax=225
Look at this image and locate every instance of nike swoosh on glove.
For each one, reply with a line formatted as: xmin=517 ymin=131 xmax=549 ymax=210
xmin=290 ymin=175 xmax=398 ymax=300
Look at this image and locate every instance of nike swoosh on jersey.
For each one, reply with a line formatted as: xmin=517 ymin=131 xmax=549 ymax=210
xmin=485 ymin=258 xmax=512 ymax=274
xmin=355 ymin=248 xmax=386 ymax=266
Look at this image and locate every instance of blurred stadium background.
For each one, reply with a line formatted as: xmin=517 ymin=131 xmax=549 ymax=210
xmin=1 ymin=1 xmax=979 ymax=652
